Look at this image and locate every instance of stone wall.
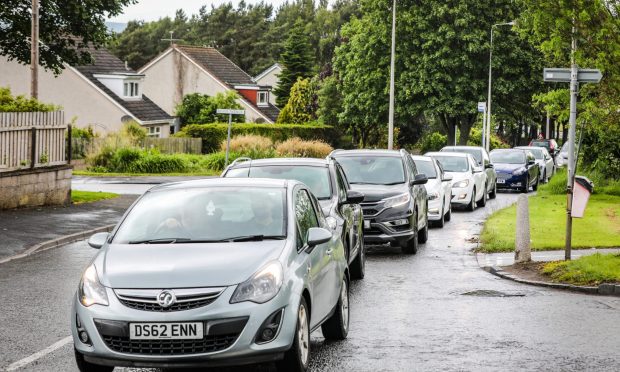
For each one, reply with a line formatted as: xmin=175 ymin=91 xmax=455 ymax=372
xmin=0 ymin=165 xmax=72 ymax=209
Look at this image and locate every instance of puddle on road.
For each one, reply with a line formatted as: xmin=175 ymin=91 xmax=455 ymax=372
xmin=460 ymin=289 xmax=526 ymax=297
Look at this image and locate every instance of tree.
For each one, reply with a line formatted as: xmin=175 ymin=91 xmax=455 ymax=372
xmin=317 ymin=75 xmax=341 ymax=125
xmin=0 ymin=0 xmax=135 ymax=73
xmin=277 ymin=78 xmax=317 ymax=124
xmin=0 ymin=86 xmax=59 ymax=112
xmin=175 ymin=91 xmax=244 ymax=125
xmin=273 ymin=20 xmax=315 ymax=107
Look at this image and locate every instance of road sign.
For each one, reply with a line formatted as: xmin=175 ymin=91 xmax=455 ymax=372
xmin=543 ymin=68 xmax=602 ymax=83
xmin=216 ymin=109 xmax=245 ymax=115
xmin=477 ymin=102 xmax=486 ymax=112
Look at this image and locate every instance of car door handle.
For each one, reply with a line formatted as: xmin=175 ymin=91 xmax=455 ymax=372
xmin=325 ymin=248 xmax=333 ymax=256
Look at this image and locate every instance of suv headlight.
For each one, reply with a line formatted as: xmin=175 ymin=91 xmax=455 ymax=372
xmin=383 ymin=193 xmax=410 ymax=208
xmin=79 ymin=265 xmax=109 ymax=307
xmin=452 ymin=179 xmax=469 ymax=188
xmin=427 ymin=192 xmax=439 ymax=200
xmin=231 ymin=261 xmax=283 ymax=304
xmin=512 ymin=167 xmax=527 ymax=176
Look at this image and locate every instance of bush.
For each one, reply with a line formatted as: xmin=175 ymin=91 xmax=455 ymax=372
xmin=467 ymin=128 xmax=509 ymax=150
xmin=221 ymin=135 xmax=273 ymax=153
xmin=417 ymin=132 xmax=447 ymax=153
xmin=126 ymin=151 xmax=188 ymax=173
xmin=202 ymin=151 xmax=241 ymax=171
xmin=539 ymin=168 xmax=620 ymax=196
xmin=0 ymin=86 xmax=59 ymax=112
xmin=276 ymin=137 xmax=333 ymax=158
xmin=177 ymin=123 xmax=337 ymax=153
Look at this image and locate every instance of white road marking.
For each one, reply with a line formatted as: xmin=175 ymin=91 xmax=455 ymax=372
xmin=5 ymin=336 xmax=72 ymax=371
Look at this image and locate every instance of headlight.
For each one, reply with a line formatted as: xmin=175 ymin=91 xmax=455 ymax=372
xmin=79 ymin=265 xmax=109 ymax=307
xmin=427 ymin=192 xmax=439 ymax=200
xmin=452 ymin=179 xmax=469 ymax=188
xmin=231 ymin=261 xmax=283 ymax=304
xmin=512 ymin=167 xmax=527 ymax=176
xmin=383 ymin=193 xmax=410 ymax=208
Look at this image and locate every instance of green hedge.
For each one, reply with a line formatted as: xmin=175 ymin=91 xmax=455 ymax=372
xmin=175 ymin=123 xmax=338 ymax=153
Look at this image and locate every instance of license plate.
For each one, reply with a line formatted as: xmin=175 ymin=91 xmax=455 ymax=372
xmin=497 ymin=179 xmax=506 ymax=184
xmin=364 ymin=220 xmax=371 ymax=229
xmin=130 ymin=322 xmax=203 ymax=340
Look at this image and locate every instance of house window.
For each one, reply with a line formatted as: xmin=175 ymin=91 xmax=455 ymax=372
xmin=257 ymin=91 xmax=268 ymax=106
xmin=123 ymin=82 xmax=139 ymax=98
xmin=147 ymin=126 xmax=161 ymax=138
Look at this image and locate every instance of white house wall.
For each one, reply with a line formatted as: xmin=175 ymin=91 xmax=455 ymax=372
xmin=140 ymin=50 xmax=267 ymax=123
xmin=0 ymin=57 xmax=128 ymax=135
xmin=255 ymin=66 xmax=282 ymax=106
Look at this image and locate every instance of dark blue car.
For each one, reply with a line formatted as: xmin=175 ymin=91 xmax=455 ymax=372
xmin=489 ymin=149 xmax=539 ymax=193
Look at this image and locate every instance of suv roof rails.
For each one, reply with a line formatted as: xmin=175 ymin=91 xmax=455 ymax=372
xmin=229 ymin=157 xmax=252 ymax=168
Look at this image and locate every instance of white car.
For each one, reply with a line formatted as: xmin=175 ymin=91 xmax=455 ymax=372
xmin=515 ymin=146 xmax=555 ymax=183
xmin=426 ymin=152 xmax=487 ymax=211
xmin=411 ymin=155 xmax=453 ymax=227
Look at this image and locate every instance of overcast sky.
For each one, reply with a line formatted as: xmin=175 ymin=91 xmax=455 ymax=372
xmin=109 ymin=0 xmax=290 ymax=23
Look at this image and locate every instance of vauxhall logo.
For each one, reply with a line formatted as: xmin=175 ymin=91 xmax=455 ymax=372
xmin=157 ymin=290 xmax=176 ymax=308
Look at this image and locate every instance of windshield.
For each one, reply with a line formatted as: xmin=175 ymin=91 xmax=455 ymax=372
xmin=113 ymin=187 xmax=286 ymax=243
xmin=526 ymin=148 xmax=544 ymax=159
xmin=431 ymin=156 xmax=469 ymax=172
xmin=490 ymin=151 xmax=525 ymax=164
xmin=412 ymin=159 xmax=437 ymax=179
xmin=232 ymin=165 xmax=332 ymax=199
xmin=442 ymin=147 xmax=482 ymax=164
xmin=337 ymin=156 xmax=405 ymax=185
xmin=530 ymin=140 xmax=549 ymax=149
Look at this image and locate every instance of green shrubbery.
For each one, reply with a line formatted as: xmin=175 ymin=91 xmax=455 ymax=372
xmin=0 ymin=86 xmax=59 ymax=112
xmin=541 ymin=168 xmax=620 ymax=197
xmin=176 ymin=123 xmax=337 ymax=153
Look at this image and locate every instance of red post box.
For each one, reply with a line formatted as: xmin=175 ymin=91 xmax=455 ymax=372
xmin=571 ymin=176 xmax=594 ymax=218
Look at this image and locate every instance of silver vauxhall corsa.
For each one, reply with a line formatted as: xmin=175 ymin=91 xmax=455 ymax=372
xmin=72 ymin=178 xmax=349 ymax=372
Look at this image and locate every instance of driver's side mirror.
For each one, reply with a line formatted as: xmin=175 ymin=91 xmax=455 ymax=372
xmin=442 ymin=174 xmax=453 ymax=182
xmin=411 ymin=173 xmax=428 ymax=185
xmin=342 ymin=190 xmax=364 ymax=205
xmin=527 ymin=159 xmax=535 ymax=165
xmin=485 ymin=163 xmax=494 ymax=169
xmin=88 ymin=232 xmax=109 ymax=249
xmin=306 ymin=227 xmax=332 ymax=249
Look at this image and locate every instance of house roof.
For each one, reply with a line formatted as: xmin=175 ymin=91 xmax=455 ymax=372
xmin=176 ymin=45 xmax=255 ymax=85
xmin=74 ymin=47 xmax=173 ymax=124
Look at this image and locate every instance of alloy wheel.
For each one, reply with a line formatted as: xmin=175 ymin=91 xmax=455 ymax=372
xmin=298 ymin=304 xmax=309 ymax=366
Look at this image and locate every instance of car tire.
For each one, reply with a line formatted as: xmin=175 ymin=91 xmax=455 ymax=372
xmin=467 ymin=188 xmax=476 ymax=211
xmin=436 ymin=203 xmax=445 ymax=228
xmin=418 ymin=216 xmax=429 ymax=243
xmin=521 ymin=177 xmax=529 ymax=193
xmin=445 ymin=203 xmax=452 ymax=222
xmin=278 ymin=298 xmax=310 ymax=372
xmin=75 ymin=349 xmax=114 ymax=372
xmin=533 ymin=175 xmax=539 ymax=191
xmin=489 ymin=181 xmax=497 ymax=199
xmin=477 ymin=185 xmax=487 ymax=207
xmin=350 ymin=231 xmax=365 ymax=280
xmin=321 ymin=278 xmax=349 ymax=340
xmin=401 ymin=216 xmax=418 ymax=254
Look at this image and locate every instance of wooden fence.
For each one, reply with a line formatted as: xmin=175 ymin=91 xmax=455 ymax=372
xmin=0 ymin=111 xmax=67 ymax=172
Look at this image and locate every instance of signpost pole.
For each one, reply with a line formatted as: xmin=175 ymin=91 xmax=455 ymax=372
xmin=565 ymin=25 xmax=578 ymax=261
xmin=225 ymin=113 xmax=232 ymax=168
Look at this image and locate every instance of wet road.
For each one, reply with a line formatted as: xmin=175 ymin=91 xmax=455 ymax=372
xmin=1 ymin=193 xmax=619 ymax=371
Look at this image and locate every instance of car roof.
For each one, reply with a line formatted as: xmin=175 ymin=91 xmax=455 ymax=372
xmin=490 ymin=148 xmax=527 ymax=153
xmin=150 ymin=177 xmax=296 ymax=192
xmin=411 ymin=155 xmax=433 ymax=162
xmin=227 ymin=157 xmax=329 ymax=168
xmin=441 ymin=146 xmax=483 ymax=151
xmin=425 ymin=151 xmax=469 ymax=158
xmin=331 ymin=149 xmax=403 ymax=157
xmin=515 ymin=146 xmax=544 ymax=151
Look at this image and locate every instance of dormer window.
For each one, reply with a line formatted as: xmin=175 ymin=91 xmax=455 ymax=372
xmin=124 ymin=81 xmax=140 ymax=98
xmin=257 ymin=91 xmax=268 ymax=106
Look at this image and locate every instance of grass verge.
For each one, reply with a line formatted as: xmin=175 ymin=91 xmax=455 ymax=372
xmin=71 ymin=190 xmax=119 ymax=204
xmin=541 ymin=253 xmax=620 ymax=285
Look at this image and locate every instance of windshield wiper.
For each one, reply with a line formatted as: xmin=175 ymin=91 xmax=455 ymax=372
xmin=128 ymin=238 xmax=192 ymax=244
xmin=382 ymin=181 xmax=406 ymax=185
xmin=226 ymin=235 xmax=286 ymax=242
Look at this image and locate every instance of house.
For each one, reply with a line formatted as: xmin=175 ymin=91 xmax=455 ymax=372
xmin=0 ymin=47 xmax=174 ymax=137
xmin=138 ymin=45 xmax=280 ymax=124
xmin=253 ymin=63 xmax=282 ymax=106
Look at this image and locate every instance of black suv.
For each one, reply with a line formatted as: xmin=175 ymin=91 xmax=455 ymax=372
xmin=331 ymin=149 xmax=428 ymax=254
xmin=222 ymin=157 xmax=367 ymax=279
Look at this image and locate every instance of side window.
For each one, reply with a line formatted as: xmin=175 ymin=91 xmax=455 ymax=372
xmin=294 ymin=189 xmax=319 ymax=248
xmin=334 ymin=166 xmax=348 ymax=202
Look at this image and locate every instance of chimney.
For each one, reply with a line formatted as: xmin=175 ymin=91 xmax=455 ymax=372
xmin=124 ymin=60 xmax=129 ymax=71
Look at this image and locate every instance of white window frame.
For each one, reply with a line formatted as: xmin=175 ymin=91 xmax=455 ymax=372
xmin=123 ymin=81 xmax=140 ymax=98
xmin=147 ymin=126 xmax=161 ymax=138
xmin=257 ymin=91 xmax=269 ymax=107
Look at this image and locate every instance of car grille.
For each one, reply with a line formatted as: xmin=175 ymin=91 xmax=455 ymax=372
xmin=362 ymin=208 xmax=380 ymax=216
xmin=101 ymin=334 xmax=238 ymax=355
xmin=115 ymin=287 xmax=225 ymax=313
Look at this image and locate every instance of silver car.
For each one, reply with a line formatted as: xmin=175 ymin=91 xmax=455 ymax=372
xmin=72 ymin=178 xmax=349 ymax=372
xmin=515 ymin=146 xmax=555 ymax=183
xmin=411 ymin=155 xmax=453 ymax=227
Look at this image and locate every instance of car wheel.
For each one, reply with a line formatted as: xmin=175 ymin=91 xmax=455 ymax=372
xmin=445 ymin=203 xmax=452 ymax=222
xmin=436 ymin=203 xmax=445 ymax=228
xmin=489 ymin=181 xmax=497 ymax=199
xmin=467 ymin=188 xmax=476 ymax=211
xmin=417 ymin=215 xmax=429 ymax=243
xmin=401 ymin=216 xmax=418 ymax=254
xmin=521 ymin=177 xmax=529 ymax=193
xmin=477 ymin=184 xmax=487 ymax=207
xmin=533 ymin=175 xmax=539 ymax=191
xmin=75 ymin=349 xmax=114 ymax=372
xmin=350 ymin=231 xmax=365 ymax=280
xmin=321 ymin=278 xmax=349 ymax=340
xmin=278 ymin=298 xmax=310 ymax=372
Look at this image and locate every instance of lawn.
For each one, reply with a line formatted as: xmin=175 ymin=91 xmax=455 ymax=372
xmin=541 ymin=253 xmax=620 ymax=285
xmin=480 ymin=193 xmax=620 ymax=252
xmin=71 ymin=190 xmax=119 ymax=204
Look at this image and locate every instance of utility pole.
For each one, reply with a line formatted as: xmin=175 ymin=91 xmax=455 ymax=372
xmin=387 ymin=0 xmax=396 ymax=150
xmin=565 ymin=24 xmax=578 ymax=261
xmin=30 ymin=0 xmax=39 ymax=99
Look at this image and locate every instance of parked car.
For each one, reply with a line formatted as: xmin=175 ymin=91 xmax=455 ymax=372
xmin=555 ymin=142 xmax=577 ymax=168
xmin=515 ymin=146 xmax=555 ymax=183
xmin=411 ymin=155 xmax=453 ymax=227
xmin=222 ymin=157 xmax=366 ymax=279
xmin=331 ymin=149 xmax=428 ymax=254
xmin=529 ymin=138 xmax=559 ymax=158
xmin=439 ymin=145 xmax=497 ymax=199
xmin=490 ymin=149 xmax=539 ymax=193
xmin=426 ymin=152 xmax=487 ymax=211
xmin=72 ymin=178 xmax=349 ymax=372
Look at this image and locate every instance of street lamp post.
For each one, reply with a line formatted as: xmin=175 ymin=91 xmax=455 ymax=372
xmin=486 ymin=21 xmax=515 ymax=151
xmin=387 ymin=0 xmax=396 ymax=150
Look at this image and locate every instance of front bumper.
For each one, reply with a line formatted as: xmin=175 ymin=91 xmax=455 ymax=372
xmin=427 ymin=198 xmax=443 ymax=221
xmin=450 ymin=186 xmax=473 ymax=205
xmin=496 ymin=173 xmax=526 ymax=189
xmin=360 ymin=202 xmax=414 ymax=245
xmin=72 ymin=285 xmax=298 ymax=368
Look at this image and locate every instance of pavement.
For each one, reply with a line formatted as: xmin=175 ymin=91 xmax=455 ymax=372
xmin=1 ymin=191 xmax=620 ymax=371
xmin=71 ymin=175 xmax=211 ymax=195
